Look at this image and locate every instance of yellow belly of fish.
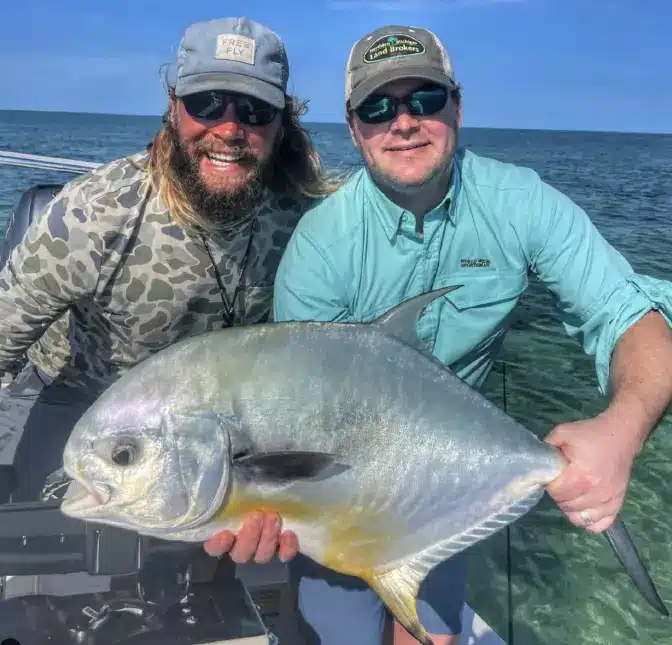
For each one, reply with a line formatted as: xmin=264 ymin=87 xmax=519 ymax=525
xmin=218 ymin=485 xmax=432 ymax=645
xmin=218 ymin=486 xmax=396 ymax=579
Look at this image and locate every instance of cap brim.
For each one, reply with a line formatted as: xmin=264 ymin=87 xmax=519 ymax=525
xmin=348 ymin=66 xmax=456 ymax=110
xmin=175 ymin=73 xmax=286 ymax=109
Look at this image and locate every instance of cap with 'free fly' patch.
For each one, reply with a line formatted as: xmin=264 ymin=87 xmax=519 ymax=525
xmin=174 ymin=17 xmax=289 ymax=109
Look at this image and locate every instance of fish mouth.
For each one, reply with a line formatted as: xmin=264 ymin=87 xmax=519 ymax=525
xmin=60 ymin=468 xmax=111 ymax=517
xmin=60 ymin=482 xmax=99 ymax=515
xmin=59 ymin=466 xmax=225 ymax=536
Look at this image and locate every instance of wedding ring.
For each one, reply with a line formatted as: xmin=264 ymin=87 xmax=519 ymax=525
xmin=580 ymin=510 xmax=594 ymax=525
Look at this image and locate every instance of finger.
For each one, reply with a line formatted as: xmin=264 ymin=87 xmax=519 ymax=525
xmin=556 ymin=490 xmax=613 ymax=514
xmin=558 ymin=489 xmax=626 ymax=514
xmin=546 ymin=467 xmax=593 ymax=504
xmin=278 ymin=530 xmax=300 ymax=562
xmin=204 ymin=530 xmax=235 ymax=557
xmin=563 ymin=493 xmax=624 ymax=523
xmin=566 ymin=509 xmax=617 ymax=533
xmin=254 ymin=513 xmax=281 ymax=564
xmin=229 ymin=512 xmax=264 ymax=563
xmin=544 ymin=424 xmax=572 ymax=448
xmin=564 ymin=509 xmax=602 ymax=529
xmin=585 ymin=515 xmax=617 ymax=534
xmin=564 ymin=501 xmax=620 ymax=530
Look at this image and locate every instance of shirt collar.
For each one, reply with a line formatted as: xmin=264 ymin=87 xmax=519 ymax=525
xmin=365 ymin=148 xmax=464 ymax=242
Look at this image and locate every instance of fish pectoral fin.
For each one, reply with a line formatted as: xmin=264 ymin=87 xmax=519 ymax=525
xmin=233 ymin=451 xmax=349 ymax=484
xmin=366 ymin=563 xmax=432 ymax=645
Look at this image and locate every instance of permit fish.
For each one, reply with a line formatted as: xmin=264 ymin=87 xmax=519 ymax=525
xmin=60 ymin=287 xmax=668 ymax=643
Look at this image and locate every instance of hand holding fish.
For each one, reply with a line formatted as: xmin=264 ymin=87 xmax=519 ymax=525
xmin=544 ymin=411 xmax=642 ymax=534
xmin=203 ymin=511 xmax=299 ymax=563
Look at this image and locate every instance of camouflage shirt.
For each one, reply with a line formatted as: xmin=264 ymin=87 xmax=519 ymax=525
xmin=0 ymin=152 xmax=311 ymax=396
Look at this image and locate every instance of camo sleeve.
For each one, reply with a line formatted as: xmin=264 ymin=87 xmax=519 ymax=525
xmin=0 ymin=179 xmax=101 ymax=373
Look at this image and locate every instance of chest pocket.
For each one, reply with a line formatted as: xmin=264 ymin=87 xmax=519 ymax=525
xmin=440 ymin=270 xmax=529 ymax=311
xmin=419 ymin=269 xmax=529 ymax=361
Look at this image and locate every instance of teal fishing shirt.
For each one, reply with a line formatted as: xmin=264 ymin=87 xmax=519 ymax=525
xmin=273 ymin=147 xmax=672 ymax=394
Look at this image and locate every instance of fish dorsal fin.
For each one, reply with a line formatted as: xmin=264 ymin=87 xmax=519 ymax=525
xmin=371 ymin=286 xmax=462 ymax=352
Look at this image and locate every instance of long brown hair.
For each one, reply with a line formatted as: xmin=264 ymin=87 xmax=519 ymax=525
xmin=144 ymin=89 xmax=343 ymax=235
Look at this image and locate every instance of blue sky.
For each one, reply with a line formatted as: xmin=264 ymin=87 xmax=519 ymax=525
xmin=0 ymin=0 xmax=669 ymax=133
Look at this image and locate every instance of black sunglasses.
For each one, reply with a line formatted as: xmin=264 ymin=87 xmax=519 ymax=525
xmin=354 ymin=84 xmax=449 ymax=125
xmin=182 ymin=90 xmax=279 ymax=126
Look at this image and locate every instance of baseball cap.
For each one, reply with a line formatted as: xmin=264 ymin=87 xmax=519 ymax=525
xmin=174 ymin=17 xmax=289 ymax=109
xmin=345 ymin=25 xmax=457 ymax=110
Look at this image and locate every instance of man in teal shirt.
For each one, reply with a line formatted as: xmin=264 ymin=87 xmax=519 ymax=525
xmin=268 ymin=23 xmax=672 ymax=645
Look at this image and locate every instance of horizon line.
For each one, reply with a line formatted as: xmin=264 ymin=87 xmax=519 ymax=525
xmin=0 ymin=106 xmax=670 ymax=137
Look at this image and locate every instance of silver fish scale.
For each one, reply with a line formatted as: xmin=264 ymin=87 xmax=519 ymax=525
xmin=68 ymin=318 xmax=561 ymax=565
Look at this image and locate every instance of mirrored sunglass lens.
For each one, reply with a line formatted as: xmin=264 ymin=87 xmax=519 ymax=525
xmin=407 ymin=88 xmax=447 ymax=116
xmin=233 ymin=96 xmax=277 ymax=125
xmin=183 ymin=92 xmax=277 ymax=125
xmin=358 ymin=97 xmax=396 ymax=123
xmin=183 ymin=92 xmax=226 ymax=120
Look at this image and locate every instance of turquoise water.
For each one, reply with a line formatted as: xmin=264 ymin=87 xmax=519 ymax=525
xmin=1 ymin=110 xmax=671 ymax=644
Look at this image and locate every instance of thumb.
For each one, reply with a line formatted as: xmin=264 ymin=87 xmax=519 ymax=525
xmin=544 ymin=422 xmax=573 ymax=449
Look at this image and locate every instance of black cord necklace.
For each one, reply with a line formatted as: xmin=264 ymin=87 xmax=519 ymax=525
xmin=201 ymin=218 xmax=257 ymax=327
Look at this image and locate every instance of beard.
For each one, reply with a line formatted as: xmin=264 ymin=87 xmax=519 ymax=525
xmin=167 ymin=122 xmax=273 ymax=227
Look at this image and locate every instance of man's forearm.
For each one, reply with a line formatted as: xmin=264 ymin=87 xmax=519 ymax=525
xmin=0 ymin=186 xmax=101 ymax=372
xmin=0 ymin=275 xmax=60 ymax=373
xmin=603 ymin=310 xmax=672 ymax=450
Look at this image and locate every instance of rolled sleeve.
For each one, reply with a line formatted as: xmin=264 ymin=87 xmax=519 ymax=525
xmin=524 ymin=175 xmax=672 ymax=395
xmin=589 ymin=274 xmax=672 ymax=394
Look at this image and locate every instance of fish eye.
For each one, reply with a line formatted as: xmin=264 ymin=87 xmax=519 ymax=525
xmin=111 ymin=442 xmax=137 ymax=467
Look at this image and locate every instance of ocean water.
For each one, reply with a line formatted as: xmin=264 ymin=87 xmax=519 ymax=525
xmin=1 ymin=109 xmax=671 ymax=645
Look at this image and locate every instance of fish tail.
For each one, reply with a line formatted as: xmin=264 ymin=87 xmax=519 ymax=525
xmin=604 ymin=519 xmax=669 ymax=616
xmin=366 ymin=565 xmax=433 ymax=645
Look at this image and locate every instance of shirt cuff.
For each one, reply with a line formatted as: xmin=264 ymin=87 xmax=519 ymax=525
xmin=595 ymin=273 xmax=672 ymax=395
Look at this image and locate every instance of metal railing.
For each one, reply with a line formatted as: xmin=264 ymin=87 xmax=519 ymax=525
xmin=0 ymin=150 xmax=100 ymax=174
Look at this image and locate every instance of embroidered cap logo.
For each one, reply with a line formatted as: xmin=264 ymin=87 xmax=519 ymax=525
xmin=362 ymin=34 xmax=426 ymax=64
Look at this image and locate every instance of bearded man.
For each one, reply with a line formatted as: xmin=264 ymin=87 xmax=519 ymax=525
xmin=0 ymin=17 xmax=336 ymax=518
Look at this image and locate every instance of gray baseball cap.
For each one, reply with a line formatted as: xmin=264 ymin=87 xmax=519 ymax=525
xmin=174 ymin=17 xmax=289 ymax=109
xmin=345 ymin=25 xmax=457 ymax=109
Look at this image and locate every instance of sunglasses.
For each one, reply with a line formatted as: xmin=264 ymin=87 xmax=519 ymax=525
xmin=182 ymin=90 xmax=279 ymax=126
xmin=354 ymin=85 xmax=449 ymax=125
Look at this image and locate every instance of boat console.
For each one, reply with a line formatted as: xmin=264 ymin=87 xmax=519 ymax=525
xmin=0 ymin=500 xmax=276 ymax=644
